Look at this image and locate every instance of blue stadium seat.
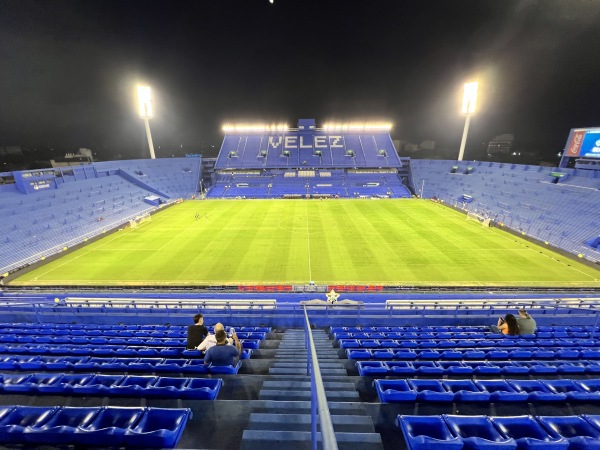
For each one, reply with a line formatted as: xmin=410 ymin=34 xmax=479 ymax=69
xmin=441 ymin=380 xmax=490 ymax=402
xmin=156 ymin=359 xmax=188 ymax=371
xmin=180 ymin=359 xmax=209 ymax=374
xmin=395 ymin=350 xmax=418 ymax=360
xmin=16 ymin=356 xmax=45 ymax=370
xmin=495 ymin=362 xmax=530 ymax=374
xmin=74 ymin=406 xmax=145 ymax=447
xmin=0 ymin=406 xmax=60 ymax=444
xmin=467 ymin=361 xmax=503 ymax=375
xmin=181 ymin=378 xmax=222 ymax=400
xmin=74 ymin=375 xmax=125 ymax=396
xmin=347 ymin=349 xmax=372 ymax=359
xmin=123 ymin=407 xmax=192 ymax=448
xmin=0 ymin=357 xmax=17 ymax=370
xmin=489 ymin=415 xmax=569 ymax=449
xmin=575 ymin=380 xmax=600 ymax=400
xmin=397 ymin=415 xmax=463 ymax=450
xmin=473 ymin=380 xmax=529 ymax=402
xmin=442 ymin=415 xmax=517 ymax=449
xmin=439 ymin=361 xmax=474 ymax=374
xmin=24 ymin=407 xmax=100 ymax=445
xmin=208 ymin=361 xmax=242 ymax=374
xmin=408 ymin=380 xmax=453 ymax=402
xmin=2 ymin=374 xmax=35 ymax=393
xmin=111 ymin=375 xmax=157 ymax=396
xmin=542 ymin=379 xmax=596 ymax=401
xmin=356 ymin=361 xmax=388 ymax=376
xmin=507 ymin=380 xmax=566 ymax=402
xmin=375 ymin=380 xmax=417 ymax=403
xmin=145 ymin=377 xmax=190 ymax=398
xmin=537 ymin=415 xmax=600 ymax=450
xmin=388 ymin=361 xmax=416 ymax=375
xmin=412 ymin=361 xmax=444 ymax=374
xmin=557 ymin=361 xmax=587 ymax=374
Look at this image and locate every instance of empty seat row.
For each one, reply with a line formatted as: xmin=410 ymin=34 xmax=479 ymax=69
xmin=332 ymin=325 xmax=599 ymax=333
xmin=0 ymin=356 xmax=244 ymax=373
xmin=0 ymin=329 xmax=267 ymax=340
xmin=341 ymin=337 xmax=600 ymax=349
xmin=398 ymin=414 xmax=600 ymax=450
xmin=336 ymin=331 xmax=596 ymax=341
xmin=0 ymin=323 xmax=270 ymax=332
xmin=0 ymin=342 xmax=258 ymax=356
xmin=348 ymin=347 xmax=597 ymax=360
xmin=0 ymin=405 xmax=190 ymax=448
xmin=335 ymin=332 xmax=490 ymax=340
xmin=357 ymin=359 xmax=600 ymax=376
xmin=0 ymin=373 xmax=221 ymax=399
xmin=376 ymin=378 xmax=600 ymax=403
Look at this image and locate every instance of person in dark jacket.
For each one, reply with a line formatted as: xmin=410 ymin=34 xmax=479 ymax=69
xmin=186 ymin=313 xmax=208 ymax=349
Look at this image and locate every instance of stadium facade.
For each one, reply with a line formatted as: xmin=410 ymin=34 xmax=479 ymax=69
xmin=0 ymin=119 xmax=599 ymax=449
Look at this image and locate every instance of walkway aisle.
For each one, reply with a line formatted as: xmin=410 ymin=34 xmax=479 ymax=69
xmin=241 ymin=328 xmax=383 ymax=449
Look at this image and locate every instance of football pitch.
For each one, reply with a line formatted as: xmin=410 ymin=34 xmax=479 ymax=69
xmin=9 ymin=199 xmax=600 ymax=287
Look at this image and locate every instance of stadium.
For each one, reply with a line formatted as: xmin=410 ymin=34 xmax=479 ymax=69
xmin=1 ymin=116 xmax=600 ymax=449
xmin=3 ymin=0 xmax=600 ymax=448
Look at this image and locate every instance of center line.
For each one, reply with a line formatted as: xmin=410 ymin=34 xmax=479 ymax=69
xmin=305 ymin=201 xmax=312 ymax=283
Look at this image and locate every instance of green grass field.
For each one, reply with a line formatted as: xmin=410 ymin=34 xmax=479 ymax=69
xmin=9 ymin=199 xmax=600 ymax=287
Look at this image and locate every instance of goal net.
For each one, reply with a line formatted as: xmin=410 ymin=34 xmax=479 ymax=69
xmin=129 ymin=213 xmax=152 ymax=229
xmin=466 ymin=211 xmax=491 ymax=227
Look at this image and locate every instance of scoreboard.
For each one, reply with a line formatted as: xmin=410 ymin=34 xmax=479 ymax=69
xmin=564 ymin=128 xmax=600 ymax=158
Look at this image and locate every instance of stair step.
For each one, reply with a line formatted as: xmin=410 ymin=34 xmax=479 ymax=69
xmin=259 ymin=390 xmax=359 ymax=401
xmin=275 ymin=350 xmax=338 ymax=354
xmin=269 ymin=367 xmax=347 ymax=376
xmin=241 ymin=430 xmax=383 ymax=450
xmin=262 ymin=381 xmax=356 ymax=390
xmin=272 ymin=362 xmax=342 ymax=368
xmin=254 ymin=400 xmax=366 ymax=415
xmin=274 ymin=356 xmax=340 ymax=361
xmin=247 ymin=413 xmax=374 ymax=433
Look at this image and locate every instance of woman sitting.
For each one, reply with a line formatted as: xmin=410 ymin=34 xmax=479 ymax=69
xmin=497 ymin=313 xmax=520 ymax=336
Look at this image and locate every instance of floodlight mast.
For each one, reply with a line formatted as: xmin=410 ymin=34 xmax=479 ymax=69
xmin=137 ymin=85 xmax=156 ymax=159
xmin=457 ymin=81 xmax=478 ymax=161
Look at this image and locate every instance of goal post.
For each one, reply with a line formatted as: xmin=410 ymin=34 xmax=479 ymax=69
xmin=128 ymin=213 xmax=152 ymax=229
xmin=466 ymin=211 xmax=491 ymax=227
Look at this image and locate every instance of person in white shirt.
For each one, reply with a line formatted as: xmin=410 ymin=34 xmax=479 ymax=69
xmin=197 ymin=323 xmax=233 ymax=351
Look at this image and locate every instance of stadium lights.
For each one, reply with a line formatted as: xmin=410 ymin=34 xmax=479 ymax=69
xmin=222 ymin=123 xmax=289 ymax=133
xmin=322 ymin=122 xmax=393 ymax=132
xmin=458 ymin=81 xmax=478 ymax=161
xmin=137 ymin=85 xmax=156 ymax=159
xmin=461 ymin=82 xmax=478 ymax=114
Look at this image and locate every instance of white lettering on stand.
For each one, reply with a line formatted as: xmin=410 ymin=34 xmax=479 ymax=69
xmin=314 ymin=136 xmax=327 ymax=148
xmin=268 ymin=136 xmax=283 ymax=149
xmin=300 ymin=136 xmax=312 ymax=148
xmin=267 ymin=135 xmax=347 ymax=150
xmin=329 ymin=136 xmax=343 ymax=148
xmin=284 ymin=136 xmax=297 ymax=148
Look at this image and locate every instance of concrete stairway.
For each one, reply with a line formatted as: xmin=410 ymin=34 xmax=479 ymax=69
xmin=241 ymin=328 xmax=382 ymax=450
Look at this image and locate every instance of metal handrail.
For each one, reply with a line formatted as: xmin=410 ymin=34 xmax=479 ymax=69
xmin=304 ymin=307 xmax=338 ymax=450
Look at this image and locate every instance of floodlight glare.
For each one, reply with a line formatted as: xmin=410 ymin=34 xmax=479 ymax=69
xmin=222 ymin=123 xmax=289 ymax=133
xmin=461 ymin=82 xmax=478 ymax=114
xmin=137 ymin=85 xmax=155 ymax=159
xmin=322 ymin=122 xmax=392 ymax=132
xmin=137 ymin=85 xmax=154 ymax=119
xmin=457 ymin=81 xmax=479 ymax=161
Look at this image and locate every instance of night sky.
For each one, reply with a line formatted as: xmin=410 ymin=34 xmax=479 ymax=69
xmin=1 ymin=0 xmax=599 ymax=162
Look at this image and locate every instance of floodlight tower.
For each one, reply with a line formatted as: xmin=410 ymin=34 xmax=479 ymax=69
xmin=457 ymin=81 xmax=478 ymax=161
xmin=137 ymin=85 xmax=156 ymax=159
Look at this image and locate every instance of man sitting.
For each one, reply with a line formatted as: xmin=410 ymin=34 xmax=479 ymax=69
xmin=516 ymin=309 xmax=537 ymax=334
xmin=204 ymin=329 xmax=242 ymax=367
